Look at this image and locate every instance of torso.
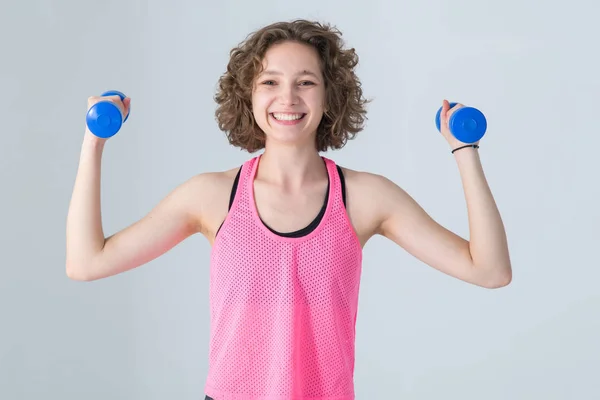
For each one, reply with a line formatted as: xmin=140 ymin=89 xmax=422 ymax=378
xmin=196 ymin=161 xmax=381 ymax=248
xmin=203 ymin=156 xmax=365 ymax=398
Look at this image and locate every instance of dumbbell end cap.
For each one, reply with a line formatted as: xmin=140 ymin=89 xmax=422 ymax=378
xmin=86 ymin=102 xmax=123 ymax=138
xmin=450 ymin=107 xmax=487 ymax=143
xmin=435 ymin=103 xmax=487 ymax=143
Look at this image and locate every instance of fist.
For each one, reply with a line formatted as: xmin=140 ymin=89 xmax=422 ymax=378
xmin=84 ymin=94 xmax=131 ymax=141
xmin=438 ymin=99 xmax=478 ymax=149
xmin=87 ymin=95 xmax=131 ymax=122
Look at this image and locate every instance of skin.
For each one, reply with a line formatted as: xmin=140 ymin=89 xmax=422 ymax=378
xmin=66 ymin=41 xmax=512 ymax=289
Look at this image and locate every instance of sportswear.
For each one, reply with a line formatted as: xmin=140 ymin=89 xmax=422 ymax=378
xmin=204 ymin=155 xmax=363 ymax=400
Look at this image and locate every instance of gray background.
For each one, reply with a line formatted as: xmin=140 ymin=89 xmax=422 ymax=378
xmin=1 ymin=0 xmax=599 ymax=399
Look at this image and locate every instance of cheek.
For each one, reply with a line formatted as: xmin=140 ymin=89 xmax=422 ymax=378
xmin=309 ymin=89 xmax=327 ymax=110
xmin=251 ymin=94 xmax=272 ymax=131
xmin=252 ymin=92 xmax=271 ymax=115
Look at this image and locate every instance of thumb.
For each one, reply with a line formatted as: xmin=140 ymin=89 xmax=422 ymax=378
xmin=123 ymin=97 xmax=131 ymax=116
xmin=440 ymin=99 xmax=450 ymax=124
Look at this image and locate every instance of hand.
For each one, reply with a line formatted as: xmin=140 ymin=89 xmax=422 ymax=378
xmin=438 ymin=99 xmax=479 ymax=150
xmin=84 ymin=95 xmax=131 ymax=143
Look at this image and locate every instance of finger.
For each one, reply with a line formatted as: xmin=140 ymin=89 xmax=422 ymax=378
xmin=122 ymin=97 xmax=131 ymax=118
xmin=100 ymin=95 xmax=127 ymax=116
xmin=446 ymin=102 xmax=464 ymax=120
xmin=441 ymin=99 xmax=450 ymax=124
xmin=103 ymin=94 xmax=123 ymax=102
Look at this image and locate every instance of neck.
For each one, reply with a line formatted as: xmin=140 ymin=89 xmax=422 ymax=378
xmin=257 ymin=142 xmax=326 ymax=188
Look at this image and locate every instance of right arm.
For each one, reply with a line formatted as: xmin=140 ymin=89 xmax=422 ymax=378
xmin=65 ymin=132 xmax=206 ymax=282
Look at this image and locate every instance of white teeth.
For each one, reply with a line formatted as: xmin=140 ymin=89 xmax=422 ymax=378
xmin=272 ymin=113 xmax=304 ymax=121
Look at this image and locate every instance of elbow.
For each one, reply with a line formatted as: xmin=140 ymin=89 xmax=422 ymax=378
xmin=65 ymin=261 xmax=94 ymax=282
xmin=66 ymin=266 xmax=86 ymax=281
xmin=481 ymin=266 xmax=512 ymax=289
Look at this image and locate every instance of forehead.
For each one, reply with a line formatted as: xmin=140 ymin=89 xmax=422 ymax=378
xmin=260 ymin=41 xmax=322 ymax=76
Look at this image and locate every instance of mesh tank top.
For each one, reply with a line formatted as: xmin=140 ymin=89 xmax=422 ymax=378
xmin=204 ymin=155 xmax=363 ymax=400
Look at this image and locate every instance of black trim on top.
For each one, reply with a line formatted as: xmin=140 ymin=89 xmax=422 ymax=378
xmin=216 ymin=164 xmax=346 ymax=238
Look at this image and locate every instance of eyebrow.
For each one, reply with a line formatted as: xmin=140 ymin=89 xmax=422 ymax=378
xmin=261 ymin=69 xmax=320 ymax=79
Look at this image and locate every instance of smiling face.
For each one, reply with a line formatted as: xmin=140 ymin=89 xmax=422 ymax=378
xmin=251 ymin=41 xmax=327 ymax=149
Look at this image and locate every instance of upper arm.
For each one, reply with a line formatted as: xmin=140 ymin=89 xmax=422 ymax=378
xmin=369 ymin=174 xmax=485 ymax=286
xmin=74 ymin=174 xmax=209 ymax=281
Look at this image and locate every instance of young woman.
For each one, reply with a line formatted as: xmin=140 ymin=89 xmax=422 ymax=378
xmin=66 ymin=19 xmax=511 ymax=400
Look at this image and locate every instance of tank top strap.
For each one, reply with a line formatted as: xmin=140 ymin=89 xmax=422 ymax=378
xmin=226 ymin=156 xmax=259 ymax=214
xmin=322 ymin=156 xmax=344 ymax=209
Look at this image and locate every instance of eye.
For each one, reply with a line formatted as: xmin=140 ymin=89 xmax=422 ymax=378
xmin=299 ymin=81 xmax=315 ymax=86
xmin=261 ymin=80 xmax=276 ymax=85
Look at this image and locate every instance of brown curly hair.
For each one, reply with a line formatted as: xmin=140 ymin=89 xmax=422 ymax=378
xmin=214 ymin=19 xmax=369 ymax=153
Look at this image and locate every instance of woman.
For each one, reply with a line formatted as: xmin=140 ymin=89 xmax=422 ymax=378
xmin=66 ymin=19 xmax=511 ymax=400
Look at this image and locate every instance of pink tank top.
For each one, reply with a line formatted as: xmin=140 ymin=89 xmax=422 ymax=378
xmin=204 ymin=155 xmax=363 ymax=400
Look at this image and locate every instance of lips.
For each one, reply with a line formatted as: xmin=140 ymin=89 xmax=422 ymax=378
xmin=270 ymin=112 xmax=306 ymax=121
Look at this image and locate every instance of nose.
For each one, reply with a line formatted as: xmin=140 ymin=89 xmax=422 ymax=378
xmin=278 ymin=84 xmax=299 ymax=106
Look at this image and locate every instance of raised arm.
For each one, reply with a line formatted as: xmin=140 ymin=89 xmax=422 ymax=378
xmin=372 ymin=162 xmax=511 ymax=288
xmin=65 ymin=96 xmax=207 ymax=281
xmin=371 ymin=101 xmax=511 ymax=288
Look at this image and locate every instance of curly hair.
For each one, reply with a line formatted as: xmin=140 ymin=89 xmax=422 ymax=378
xmin=214 ymin=19 xmax=369 ymax=153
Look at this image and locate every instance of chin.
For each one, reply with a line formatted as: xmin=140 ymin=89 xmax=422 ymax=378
xmin=265 ymin=130 xmax=316 ymax=148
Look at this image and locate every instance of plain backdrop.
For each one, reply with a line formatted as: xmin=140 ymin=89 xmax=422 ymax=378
xmin=1 ymin=0 xmax=599 ymax=399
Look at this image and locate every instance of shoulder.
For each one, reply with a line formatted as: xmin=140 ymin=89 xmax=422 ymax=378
xmin=170 ymin=166 xmax=240 ymax=200
xmin=338 ymin=164 xmax=434 ymax=236
xmin=151 ymin=163 xmax=241 ymax=239
xmin=338 ymin=166 xmax=391 ymax=187
xmin=338 ymin=165 xmax=405 ymax=204
xmin=334 ymin=164 xmax=412 ymax=242
xmin=179 ymin=165 xmax=242 ymax=239
xmin=184 ymin=165 xmax=241 ymax=207
xmin=188 ymin=165 xmax=241 ymax=193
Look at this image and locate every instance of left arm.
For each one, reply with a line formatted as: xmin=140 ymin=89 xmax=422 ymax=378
xmin=372 ymin=102 xmax=511 ymax=288
xmin=454 ymin=147 xmax=512 ymax=285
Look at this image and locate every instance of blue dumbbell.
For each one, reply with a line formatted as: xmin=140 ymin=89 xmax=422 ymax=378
xmin=435 ymin=102 xmax=487 ymax=144
xmin=86 ymin=90 xmax=130 ymax=139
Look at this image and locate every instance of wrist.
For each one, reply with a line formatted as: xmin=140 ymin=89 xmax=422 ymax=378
xmin=453 ymin=145 xmax=482 ymax=170
xmin=451 ymin=144 xmax=479 ymax=154
xmin=81 ymin=131 xmax=107 ymax=155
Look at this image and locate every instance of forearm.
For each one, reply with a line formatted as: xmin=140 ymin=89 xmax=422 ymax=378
xmin=65 ymin=134 xmax=107 ymax=274
xmin=454 ymin=148 xmax=511 ymax=281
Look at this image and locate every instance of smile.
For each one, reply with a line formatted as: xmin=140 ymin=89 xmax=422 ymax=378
xmin=270 ymin=113 xmax=306 ymax=121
